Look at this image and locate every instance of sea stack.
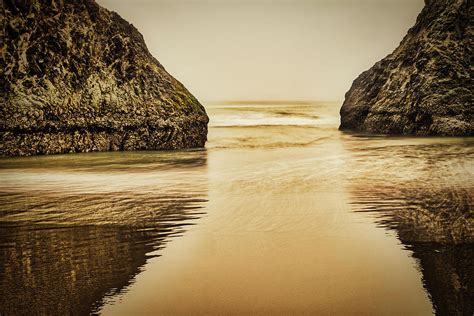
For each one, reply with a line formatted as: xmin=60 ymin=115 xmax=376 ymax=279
xmin=340 ymin=0 xmax=472 ymax=136
xmin=1 ymin=0 xmax=208 ymax=156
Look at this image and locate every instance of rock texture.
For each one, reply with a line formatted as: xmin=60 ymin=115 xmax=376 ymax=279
xmin=340 ymin=0 xmax=473 ymax=136
xmin=1 ymin=0 xmax=208 ymax=156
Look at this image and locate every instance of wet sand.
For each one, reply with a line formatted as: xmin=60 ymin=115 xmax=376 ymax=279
xmin=0 ymin=101 xmax=472 ymax=314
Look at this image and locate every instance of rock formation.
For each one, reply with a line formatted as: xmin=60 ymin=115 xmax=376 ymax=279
xmin=340 ymin=0 xmax=473 ymax=136
xmin=1 ymin=0 xmax=208 ymax=156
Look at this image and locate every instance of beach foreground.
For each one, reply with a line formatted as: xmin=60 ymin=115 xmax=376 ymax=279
xmin=0 ymin=102 xmax=472 ymax=315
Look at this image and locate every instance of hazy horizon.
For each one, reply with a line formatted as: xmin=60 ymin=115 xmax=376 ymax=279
xmin=97 ymin=0 xmax=424 ymax=102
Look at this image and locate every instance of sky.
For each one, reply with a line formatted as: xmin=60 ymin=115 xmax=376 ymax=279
xmin=97 ymin=0 xmax=424 ymax=102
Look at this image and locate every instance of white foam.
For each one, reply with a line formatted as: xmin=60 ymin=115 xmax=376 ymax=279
xmin=210 ymin=113 xmax=322 ymax=127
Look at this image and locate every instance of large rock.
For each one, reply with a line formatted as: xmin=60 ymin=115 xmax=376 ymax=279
xmin=1 ymin=0 xmax=208 ymax=156
xmin=340 ymin=0 xmax=473 ymax=136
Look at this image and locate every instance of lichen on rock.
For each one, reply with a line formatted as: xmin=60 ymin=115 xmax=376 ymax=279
xmin=1 ymin=0 xmax=208 ymax=156
xmin=340 ymin=0 xmax=473 ymax=136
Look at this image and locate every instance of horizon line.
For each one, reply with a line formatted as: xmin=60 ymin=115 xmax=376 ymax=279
xmin=203 ymin=99 xmax=342 ymax=105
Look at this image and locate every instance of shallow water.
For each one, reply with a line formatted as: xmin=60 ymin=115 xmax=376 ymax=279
xmin=0 ymin=102 xmax=472 ymax=315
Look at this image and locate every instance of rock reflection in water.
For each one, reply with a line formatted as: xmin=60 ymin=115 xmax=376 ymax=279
xmin=0 ymin=151 xmax=207 ymax=315
xmin=345 ymin=138 xmax=473 ymax=315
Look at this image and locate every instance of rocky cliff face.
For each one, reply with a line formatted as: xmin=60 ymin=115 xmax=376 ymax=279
xmin=340 ymin=0 xmax=473 ymax=136
xmin=1 ymin=0 xmax=208 ymax=156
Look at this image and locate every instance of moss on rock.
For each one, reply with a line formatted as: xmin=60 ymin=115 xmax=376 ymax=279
xmin=1 ymin=0 xmax=208 ymax=156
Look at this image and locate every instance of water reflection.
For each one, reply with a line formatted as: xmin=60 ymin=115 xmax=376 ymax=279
xmin=0 ymin=150 xmax=208 ymax=314
xmin=101 ymin=103 xmax=434 ymax=315
xmin=1 ymin=102 xmax=472 ymax=315
xmin=344 ymin=137 xmax=473 ymax=315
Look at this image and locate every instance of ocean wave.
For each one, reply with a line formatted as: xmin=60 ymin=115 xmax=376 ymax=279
xmin=209 ymin=113 xmax=333 ymax=127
